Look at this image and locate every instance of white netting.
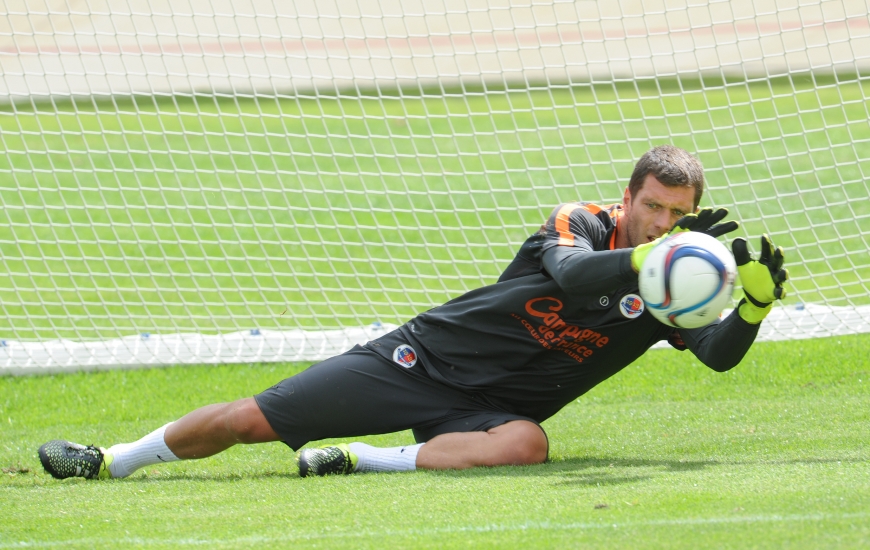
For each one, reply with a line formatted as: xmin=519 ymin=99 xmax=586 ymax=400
xmin=1 ymin=0 xmax=868 ymax=373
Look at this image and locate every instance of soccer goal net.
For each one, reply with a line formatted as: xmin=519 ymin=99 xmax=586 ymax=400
xmin=1 ymin=0 xmax=868 ymax=373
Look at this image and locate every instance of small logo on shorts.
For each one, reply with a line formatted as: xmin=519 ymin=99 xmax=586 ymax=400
xmin=392 ymin=344 xmax=417 ymax=368
xmin=599 ymin=295 xmax=610 ymax=307
xmin=619 ymin=293 xmax=645 ymax=319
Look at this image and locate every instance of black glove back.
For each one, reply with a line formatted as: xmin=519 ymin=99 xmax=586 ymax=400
xmin=671 ymin=207 xmax=740 ymax=239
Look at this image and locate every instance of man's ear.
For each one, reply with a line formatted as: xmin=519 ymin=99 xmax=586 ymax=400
xmin=622 ymin=187 xmax=632 ymax=209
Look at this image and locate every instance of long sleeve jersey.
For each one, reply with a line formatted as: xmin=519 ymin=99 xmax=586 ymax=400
xmin=366 ymin=202 xmax=759 ymax=423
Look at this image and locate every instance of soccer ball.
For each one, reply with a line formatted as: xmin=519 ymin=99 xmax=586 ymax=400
xmin=638 ymin=232 xmax=737 ymax=329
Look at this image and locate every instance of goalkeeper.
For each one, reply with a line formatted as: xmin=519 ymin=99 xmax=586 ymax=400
xmin=38 ymin=145 xmax=788 ymax=480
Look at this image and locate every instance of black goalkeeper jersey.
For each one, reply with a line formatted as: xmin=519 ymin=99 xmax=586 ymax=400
xmin=367 ymin=202 xmax=759 ymax=423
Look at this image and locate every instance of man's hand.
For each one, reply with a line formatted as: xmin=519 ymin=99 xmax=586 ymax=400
xmin=731 ymin=234 xmax=788 ymax=324
xmin=671 ymin=207 xmax=740 ymax=239
xmin=631 ymin=207 xmax=739 ymax=272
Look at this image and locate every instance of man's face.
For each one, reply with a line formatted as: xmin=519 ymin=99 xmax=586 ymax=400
xmin=622 ymin=174 xmax=696 ymax=248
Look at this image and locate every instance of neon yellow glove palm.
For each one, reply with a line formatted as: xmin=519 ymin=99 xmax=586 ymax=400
xmin=731 ymin=235 xmax=788 ymax=324
xmin=631 ymin=207 xmax=740 ymax=272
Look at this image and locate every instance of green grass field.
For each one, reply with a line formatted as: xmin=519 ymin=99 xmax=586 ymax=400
xmin=2 ymin=78 xmax=869 ymax=341
xmin=2 ymin=333 xmax=869 ymax=548
xmin=1 ymin=78 xmax=869 ymax=544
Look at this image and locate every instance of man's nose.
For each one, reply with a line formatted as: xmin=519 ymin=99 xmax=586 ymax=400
xmin=655 ymin=211 xmax=673 ymax=231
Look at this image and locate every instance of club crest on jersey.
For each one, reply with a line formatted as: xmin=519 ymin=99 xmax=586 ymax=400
xmin=619 ymin=293 xmax=645 ymax=319
xmin=392 ymin=344 xmax=417 ymax=368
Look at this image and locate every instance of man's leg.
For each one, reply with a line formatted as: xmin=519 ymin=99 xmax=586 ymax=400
xmin=106 ymin=398 xmax=279 ymax=478
xmin=416 ymin=419 xmax=548 ymax=469
xmin=163 ymin=397 xmax=280 ymax=459
xmin=39 ymin=397 xmax=279 ymax=479
xmin=304 ymin=420 xmax=548 ymax=476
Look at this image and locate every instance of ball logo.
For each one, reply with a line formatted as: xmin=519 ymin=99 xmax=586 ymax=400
xmin=392 ymin=344 xmax=418 ymax=368
xmin=619 ymin=294 xmax=645 ymax=319
xmin=652 ymin=242 xmax=731 ymax=326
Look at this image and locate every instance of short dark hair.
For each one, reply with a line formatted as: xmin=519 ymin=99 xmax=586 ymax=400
xmin=628 ymin=145 xmax=704 ymax=208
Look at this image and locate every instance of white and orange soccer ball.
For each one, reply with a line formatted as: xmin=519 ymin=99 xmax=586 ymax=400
xmin=638 ymin=231 xmax=738 ymax=329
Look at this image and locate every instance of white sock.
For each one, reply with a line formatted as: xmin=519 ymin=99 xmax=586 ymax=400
xmin=348 ymin=442 xmax=423 ymax=473
xmin=106 ymin=423 xmax=180 ymax=478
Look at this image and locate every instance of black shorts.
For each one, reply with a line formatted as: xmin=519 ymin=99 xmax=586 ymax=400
xmin=254 ymin=345 xmax=542 ymax=451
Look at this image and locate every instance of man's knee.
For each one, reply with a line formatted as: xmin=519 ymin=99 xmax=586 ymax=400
xmin=490 ymin=420 xmax=548 ymax=466
xmin=223 ymin=398 xmax=278 ymax=444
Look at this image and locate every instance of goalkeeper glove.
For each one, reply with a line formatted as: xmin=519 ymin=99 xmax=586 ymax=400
xmin=631 ymin=207 xmax=740 ymax=272
xmin=670 ymin=207 xmax=740 ymax=239
xmin=731 ymin=234 xmax=788 ymax=324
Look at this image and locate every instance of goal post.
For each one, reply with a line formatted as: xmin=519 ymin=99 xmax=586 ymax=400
xmin=1 ymin=0 xmax=868 ymax=373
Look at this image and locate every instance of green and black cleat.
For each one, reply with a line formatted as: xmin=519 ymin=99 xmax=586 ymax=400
xmin=296 ymin=444 xmax=358 ymax=477
xmin=38 ymin=440 xmax=112 ymax=480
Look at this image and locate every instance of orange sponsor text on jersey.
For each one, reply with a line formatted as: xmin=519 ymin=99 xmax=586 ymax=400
xmin=509 ymin=296 xmax=611 ymax=364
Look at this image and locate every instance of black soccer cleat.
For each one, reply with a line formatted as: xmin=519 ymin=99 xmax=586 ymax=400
xmin=296 ymin=444 xmax=358 ymax=477
xmin=38 ymin=440 xmax=112 ymax=480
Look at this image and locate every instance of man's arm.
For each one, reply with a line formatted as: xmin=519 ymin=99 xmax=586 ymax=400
xmin=680 ymin=233 xmax=788 ymax=372
xmin=679 ymin=312 xmax=760 ymax=372
xmin=544 ymin=206 xmax=742 ymax=295
xmin=542 ymin=246 xmax=636 ymax=295
xmin=537 ymin=203 xmax=638 ymax=295
xmin=540 ymin=206 xmax=736 ymax=295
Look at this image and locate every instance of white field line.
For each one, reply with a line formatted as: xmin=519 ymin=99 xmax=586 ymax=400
xmin=2 ymin=511 xmax=869 ymax=547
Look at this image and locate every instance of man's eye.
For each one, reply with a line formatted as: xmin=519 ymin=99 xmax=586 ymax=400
xmin=647 ymin=203 xmax=658 ymax=210
xmin=673 ymin=211 xmax=685 ymax=217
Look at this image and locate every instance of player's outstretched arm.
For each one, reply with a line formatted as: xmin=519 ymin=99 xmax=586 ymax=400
xmin=536 ymin=202 xmax=638 ymax=295
xmin=677 ymin=233 xmax=788 ymax=371
xmin=677 ymin=312 xmax=760 ymax=372
xmin=542 ymin=245 xmax=636 ymax=295
xmin=630 ymin=207 xmax=739 ymax=272
xmin=732 ymin=234 xmax=788 ymax=324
